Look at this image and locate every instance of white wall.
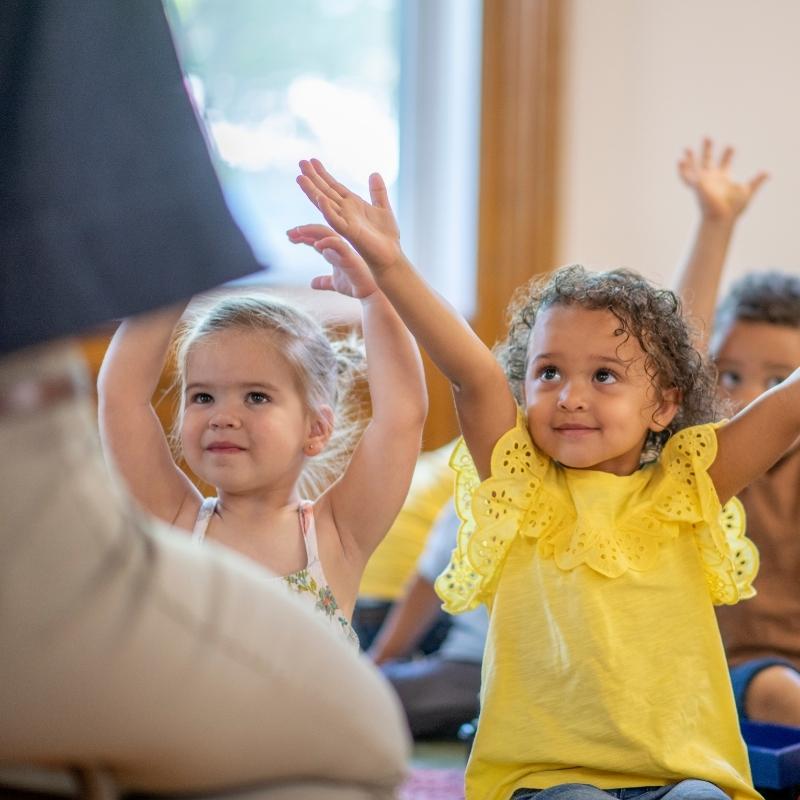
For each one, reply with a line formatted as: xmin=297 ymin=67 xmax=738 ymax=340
xmin=556 ymin=0 xmax=800 ymax=292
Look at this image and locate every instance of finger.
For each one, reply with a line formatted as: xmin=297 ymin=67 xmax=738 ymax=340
xmin=677 ymin=156 xmax=695 ymax=185
xmin=296 ymin=174 xmax=325 ymax=209
xmin=718 ymin=146 xmax=734 ymax=171
xmin=286 ymin=226 xmax=319 ymax=246
xmin=310 ymin=275 xmax=335 ymax=292
xmin=748 ymin=171 xmax=769 ymax=195
xmin=316 ymin=238 xmax=365 ymax=272
xmin=368 ymin=172 xmax=392 ymax=210
xmin=313 ymin=236 xmax=350 ymax=255
xmin=315 ymin=193 xmax=350 ymax=234
xmin=310 ymin=158 xmax=353 ymax=199
xmin=288 ymin=223 xmax=336 ymax=242
xmin=296 ymin=175 xmax=344 ymax=224
xmin=315 ymin=241 xmax=346 ymax=267
xmin=286 ymin=226 xmax=307 ymax=243
xmin=299 ymin=159 xmax=342 ymax=206
xmin=677 ymin=149 xmax=695 ymax=177
xmin=701 ymin=137 xmax=713 ymax=168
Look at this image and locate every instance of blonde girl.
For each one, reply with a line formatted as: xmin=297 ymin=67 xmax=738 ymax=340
xmin=98 ymin=226 xmax=427 ymax=644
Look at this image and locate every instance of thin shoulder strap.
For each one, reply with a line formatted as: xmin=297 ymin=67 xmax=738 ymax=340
xmin=192 ymin=497 xmax=217 ymax=542
xmin=297 ymin=500 xmax=321 ymax=568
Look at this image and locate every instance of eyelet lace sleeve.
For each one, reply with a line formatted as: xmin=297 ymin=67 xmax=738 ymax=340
xmin=435 ymin=410 xmax=555 ymax=613
xmin=653 ymin=423 xmax=758 ymax=605
xmin=435 ymin=416 xmax=760 ymax=612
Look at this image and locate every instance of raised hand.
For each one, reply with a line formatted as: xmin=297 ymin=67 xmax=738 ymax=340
xmin=295 ymin=159 xmax=403 ymax=275
xmin=287 ymin=223 xmax=378 ymax=300
xmin=678 ymin=138 xmax=768 ymax=222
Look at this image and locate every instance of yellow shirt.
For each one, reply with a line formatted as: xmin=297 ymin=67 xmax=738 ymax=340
xmin=436 ymin=414 xmax=760 ymax=800
xmin=359 ymin=441 xmax=455 ymax=600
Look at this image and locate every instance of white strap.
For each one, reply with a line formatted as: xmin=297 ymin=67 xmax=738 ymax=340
xmin=297 ymin=501 xmax=321 ymax=570
xmin=192 ymin=497 xmax=217 ymax=542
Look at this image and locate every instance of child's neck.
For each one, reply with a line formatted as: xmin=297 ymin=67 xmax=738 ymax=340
xmin=215 ymin=485 xmax=303 ymax=521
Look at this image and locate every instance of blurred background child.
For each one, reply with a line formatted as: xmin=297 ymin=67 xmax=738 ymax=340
xmin=677 ymin=138 xmax=800 ymax=727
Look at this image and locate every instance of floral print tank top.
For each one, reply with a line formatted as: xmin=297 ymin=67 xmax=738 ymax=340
xmin=192 ymin=498 xmax=359 ymax=648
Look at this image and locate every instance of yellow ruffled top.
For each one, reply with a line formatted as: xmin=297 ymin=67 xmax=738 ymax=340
xmin=435 ymin=412 xmax=761 ymax=800
xmin=437 ymin=410 xmax=757 ymax=613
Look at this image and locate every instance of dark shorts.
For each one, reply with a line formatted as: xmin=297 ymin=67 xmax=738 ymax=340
xmin=729 ymin=657 xmax=800 ymax=721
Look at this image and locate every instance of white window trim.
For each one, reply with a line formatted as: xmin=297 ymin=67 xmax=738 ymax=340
xmin=397 ymin=0 xmax=483 ymax=317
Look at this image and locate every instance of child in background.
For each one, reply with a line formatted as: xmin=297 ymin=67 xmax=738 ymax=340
xmin=353 ymin=440 xmax=456 ymax=651
xmin=370 ymin=500 xmax=487 ymax=739
xmin=292 ymin=157 xmax=800 ymax=800
xmin=677 ymin=138 xmax=800 ymax=726
xmin=98 ymin=224 xmax=427 ymax=645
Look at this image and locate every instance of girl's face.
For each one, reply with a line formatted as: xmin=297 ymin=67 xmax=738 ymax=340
xmin=180 ymin=329 xmax=315 ymax=496
xmin=712 ymin=320 xmax=800 ymax=413
xmin=524 ymin=305 xmax=678 ymax=476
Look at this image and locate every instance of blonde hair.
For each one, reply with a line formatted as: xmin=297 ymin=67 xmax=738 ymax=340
xmin=171 ymin=293 xmax=367 ymax=499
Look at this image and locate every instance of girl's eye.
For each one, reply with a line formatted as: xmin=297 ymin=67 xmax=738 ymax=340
xmin=766 ymin=375 xmax=787 ymax=390
xmin=718 ymin=370 xmax=741 ymax=390
xmin=247 ymin=391 xmax=271 ymax=404
xmin=539 ymin=366 xmax=559 ymax=382
xmin=191 ymin=392 xmax=213 ymax=404
xmin=595 ymin=368 xmax=617 ymax=384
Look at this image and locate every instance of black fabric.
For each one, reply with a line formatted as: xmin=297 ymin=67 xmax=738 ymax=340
xmin=0 ymin=0 xmax=262 ymax=355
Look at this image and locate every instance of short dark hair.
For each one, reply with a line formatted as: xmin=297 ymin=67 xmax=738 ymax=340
xmin=714 ymin=271 xmax=800 ymax=342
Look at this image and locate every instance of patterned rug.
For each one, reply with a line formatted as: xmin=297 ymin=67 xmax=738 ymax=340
xmin=399 ymin=767 xmax=465 ymax=800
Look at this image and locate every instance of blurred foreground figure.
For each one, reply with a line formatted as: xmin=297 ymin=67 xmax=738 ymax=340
xmin=0 ymin=2 xmax=409 ymax=798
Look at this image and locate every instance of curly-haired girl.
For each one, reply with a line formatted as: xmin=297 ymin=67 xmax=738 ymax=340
xmin=293 ymin=157 xmax=800 ymax=800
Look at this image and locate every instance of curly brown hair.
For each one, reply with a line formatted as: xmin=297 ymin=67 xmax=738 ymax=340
xmin=493 ymin=264 xmax=720 ymax=454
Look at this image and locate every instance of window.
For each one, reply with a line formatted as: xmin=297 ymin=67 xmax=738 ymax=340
xmin=166 ymin=0 xmax=481 ymax=311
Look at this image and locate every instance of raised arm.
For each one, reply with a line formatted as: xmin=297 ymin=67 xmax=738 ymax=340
xmin=674 ymin=138 xmax=768 ymax=348
xmin=287 ymin=223 xmax=426 ymax=563
xmin=710 ymin=367 xmax=800 ymax=504
xmin=295 ymin=158 xmax=516 ymax=477
xmin=368 ymin=574 xmax=443 ymax=665
xmin=97 ymin=303 xmax=201 ymax=525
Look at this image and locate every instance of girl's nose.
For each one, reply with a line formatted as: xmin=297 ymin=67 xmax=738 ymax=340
xmin=209 ymin=410 xmax=240 ymax=429
xmin=557 ymin=382 xmax=588 ymax=411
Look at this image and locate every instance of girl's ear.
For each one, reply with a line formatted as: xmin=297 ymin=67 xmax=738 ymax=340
xmin=650 ymin=387 xmax=681 ymax=432
xmin=304 ymin=405 xmax=334 ymax=457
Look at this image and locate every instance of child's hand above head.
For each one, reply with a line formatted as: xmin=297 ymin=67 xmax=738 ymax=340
xmin=296 ymin=159 xmax=403 ymax=277
xmin=287 ymin=223 xmax=378 ymax=300
xmin=678 ymin=138 xmax=768 ymax=223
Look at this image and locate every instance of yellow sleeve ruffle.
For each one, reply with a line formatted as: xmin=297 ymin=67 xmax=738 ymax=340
xmin=435 ymin=410 xmax=557 ymax=613
xmin=434 ymin=416 xmax=759 ymax=613
xmin=653 ymin=423 xmax=758 ymax=605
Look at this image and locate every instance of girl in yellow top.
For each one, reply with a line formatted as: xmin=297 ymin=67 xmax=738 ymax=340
xmin=293 ymin=158 xmax=800 ymax=800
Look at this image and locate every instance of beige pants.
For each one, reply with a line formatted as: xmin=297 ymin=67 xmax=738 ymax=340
xmin=0 ymin=342 xmax=410 ymax=799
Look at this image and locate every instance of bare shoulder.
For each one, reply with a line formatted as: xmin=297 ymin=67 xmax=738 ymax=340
xmin=308 ymin=493 xmax=345 ymax=556
xmin=167 ymin=489 xmax=205 ymax=535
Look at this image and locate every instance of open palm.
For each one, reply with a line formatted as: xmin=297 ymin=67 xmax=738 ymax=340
xmin=287 ymin=223 xmax=377 ymax=299
xmin=678 ymin=139 xmax=768 ymax=221
xmin=296 ymin=159 xmax=402 ymax=275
